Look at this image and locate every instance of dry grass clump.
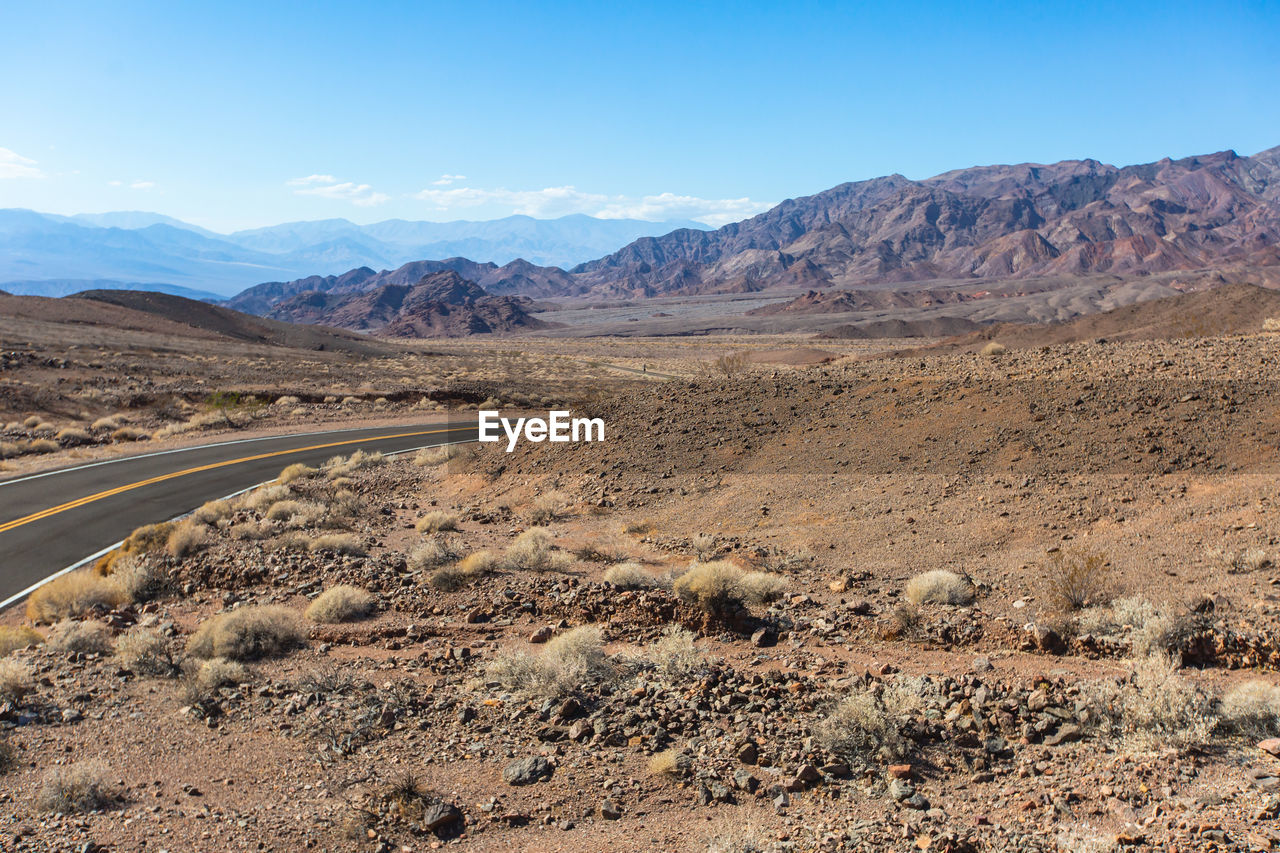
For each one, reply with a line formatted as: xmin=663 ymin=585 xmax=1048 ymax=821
xmin=47 ymin=620 xmax=114 ymax=655
xmin=166 ymin=519 xmax=208 ymax=558
xmin=277 ymin=462 xmax=316 ymax=483
xmin=1045 ymin=550 xmax=1112 ymax=612
xmin=37 ymin=761 xmax=116 ymax=813
xmin=980 ymin=340 xmax=1008 ymax=356
xmin=56 ymin=427 xmax=90 ymax=445
xmin=108 ymin=555 xmax=169 ymax=603
xmin=243 ymin=483 xmax=291 ymax=511
xmin=413 ymin=444 xmax=461 ymax=466
xmin=0 ymin=658 xmax=34 ymax=702
xmin=673 ymin=561 xmax=785 ymax=615
xmin=458 ymin=549 xmax=500 ymax=576
xmin=115 ymin=628 xmax=181 ymax=677
xmin=91 ymin=415 xmax=120 ymax=431
xmin=905 ymin=570 xmax=975 ymax=606
xmin=487 ymin=625 xmax=615 ymax=700
xmin=622 ymin=519 xmax=655 ymax=535
xmin=408 ymin=537 xmax=462 ymax=570
xmin=195 ymin=657 xmax=250 ymax=690
xmin=815 ymin=678 xmax=932 ymax=769
xmin=1076 ymin=596 xmax=1177 ymax=659
xmin=1264 ymin=317 xmax=1280 ymax=333
xmin=0 ymin=625 xmax=43 ymax=656
xmin=648 ymin=626 xmax=705 ymax=681
xmin=110 ymin=426 xmax=149 ymax=442
xmin=571 ymin=535 xmax=631 ymax=564
xmin=1220 ymin=547 xmax=1271 ymax=574
xmin=526 ymin=491 xmax=570 ymax=524
xmin=265 ymin=499 xmax=327 ymax=528
xmin=187 ymin=605 xmax=307 ymax=661
xmin=504 ymin=527 xmax=574 ymax=572
xmin=415 ymin=510 xmax=460 ymax=533
xmin=274 ymin=395 xmax=301 ymax=407
xmin=1087 ymin=655 xmax=1216 ymax=750
xmin=1217 ymin=680 xmax=1280 ymax=740
xmin=307 ymin=533 xmax=366 ymax=555
xmin=691 ymin=533 xmax=717 ymax=560
xmin=305 ymin=585 xmax=376 ymax=623
xmin=429 ymin=566 xmax=470 ymax=591
xmin=602 ymin=562 xmax=665 ymax=590
xmin=648 ymin=748 xmax=691 ymax=778
xmin=26 ymin=571 xmax=127 ymax=624
xmin=27 ymin=438 xmax=59 ymax=454
xmin=191 ymin=498 xmax=235 ymax=525
xmin=323 ymin=449 xmax=383 ymax=479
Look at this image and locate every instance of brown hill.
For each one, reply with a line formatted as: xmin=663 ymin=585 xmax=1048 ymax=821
xmin=917 ymin=283 xmax=1280 ymax=352
xmin=266 ymin=271 xmax=552 ymax=338
xmin=66 ymin=290 xmax=389 ymax=354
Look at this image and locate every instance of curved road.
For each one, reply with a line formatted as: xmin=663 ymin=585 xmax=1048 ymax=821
xmin=0 ymin=420 xmax=477 ymax=607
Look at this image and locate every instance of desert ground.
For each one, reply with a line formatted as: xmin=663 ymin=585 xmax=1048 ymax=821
xmin=4 ymin=310 xmax=1280 ymax=852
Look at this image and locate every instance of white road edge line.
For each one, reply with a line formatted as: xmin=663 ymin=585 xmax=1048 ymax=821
xmin=0 ymin=437 xmax=474 ymax=612
xmin=0 ymin=421 xmax=459 ymax=488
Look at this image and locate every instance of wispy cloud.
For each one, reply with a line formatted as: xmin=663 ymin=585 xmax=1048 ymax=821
xmin=0 ymin=147 xmax=45 ymax=179
xmin=288 ymin=174 xmax=389 ymax=207
xmin=411 ymin=184 xmax=771 ymax=226
xmin=432 ymin=174 xmax=467 ymax=186
xmin=107 ymin=179 xmax=157 ymax=190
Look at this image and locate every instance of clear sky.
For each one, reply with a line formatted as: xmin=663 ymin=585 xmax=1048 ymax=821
xmin=1 ymin=0 xmax=1277 ymax=232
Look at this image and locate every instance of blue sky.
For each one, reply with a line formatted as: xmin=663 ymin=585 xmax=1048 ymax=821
xmin=1 ymin=0 xmax=1277 ymax=232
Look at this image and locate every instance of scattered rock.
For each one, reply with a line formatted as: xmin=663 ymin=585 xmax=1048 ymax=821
xmin=503 ymin=756 xmax=554 ymax=786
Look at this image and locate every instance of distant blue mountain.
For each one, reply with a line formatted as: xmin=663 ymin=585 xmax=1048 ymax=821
xmin=0 ymin=209 xmax=707 ymax=297
xmin=0 ymin=279 xmax=223 ymax=301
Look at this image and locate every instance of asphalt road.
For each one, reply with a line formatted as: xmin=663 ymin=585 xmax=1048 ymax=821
xmin=0 ymin=420 xmax=477 ymax=607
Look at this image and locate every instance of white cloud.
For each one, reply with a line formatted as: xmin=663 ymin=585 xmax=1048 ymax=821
xmin=0 ymin=147 xmax=45 ymax=179
xmin=432 ymin=174 xmax=467 ymax=186
xmin=107 ymin=180 xmax=123 ymax=187
xmin=411 ymin=184 xmax=772 ymax=226
xmin=288 ymin=175 xmax=390 ymax=207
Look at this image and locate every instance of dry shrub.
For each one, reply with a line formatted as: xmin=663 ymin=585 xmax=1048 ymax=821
xmin=27 ymin=571 xmax=126 ymax=623
xmin=0 ymin=735 xmax=15 ymax=774
xmin=487 ymin=625 xmax=614 ymax=700
xmin=108 ymin=555 xmax=169 ymax=603
xmin=526 ymin=491 xmax=570 ymax=524
xmin=503 ymin=527 xmax=573 ymax=572
xmin=27 ymin=438 xmax=59 ymax=454
xmin=413 ymin=445 xmax=459 ymax=467
xmin=37 ymin=761 xmax=115 ymax=813
xmin=323 ymin=449 xmax=383 ymax=479
xmin=110 ymin=426 xmax=148 ymax=442
xmin=192 ymin=498 xmax=235 ymax=525
xmin=47 ymin=620 xmax=113 ymax=655
xmin=1221 ymin=547 xmax=1271 ymax=574
xmin=1046 ymin=551 xmax=1112 ymax=611
xmin=243 ymin=484 xmax=291 ymax=511
xmin=115 ymin=628 xmax=181 ymax=677
xmin=709 ymin=352 xmax=749 ymax=377
xmin=602 ymin=562 xmax=664 ymax=590
xmin=1217 ymin=680 xmax=1280 ymax=740
xmin=274 ymin=395 xmax=301 ymax=407
xmin=571 ymin=536 xmax=630 ymax=564
xmin=0 ymin=659 xmax=34 ymax=702
xmin=905 ymin=570 xmax=974 ymax=606
xmin=305 ymin=585 xmax=375 ymax=623
xmin=673 ymin=561 xmax=782 ymax=615
xmin=0 ymin=625 xmax=43 ymax=656
xmin=430 ymin=566 xmax=469 ymax=591
xmin=622 ymin=519 xmax=655 ymax=535
xmin=691 ymin=533 xmax=717 ymax=560
xmin=648 ymin=748 xmax=691 ymax=778
xmin=56 ymin=427 xmax=90 ymax=445
xmin=187 ymin=605 xmax=307 ymax=661
xmin=308 ymin=533 xmax=366 ymax=555
xmin=980 ymin=341 xmax=1008 ymax=356
xmin=415 ymin=510 xmax=459 ymax=533
xmin=1076 ymin=596 xmax=1176 ymax=659
xmin=648 ymin=626 xmax=705 ymax=681
xmin=166 ymin=519 xmax=208 ymax=558
xmin=815 ymin=677 xmax=933 ymax=769
xmin=458 ymin=550 xmax=499 ymax=576
xmin=277 ymin=462 xmax=315 ymax=483
xmin=196 ymin=657 xmax=249 ymax=690
xmin=408 ymin=537 xmax=461 ymax=571
xmin=91 ymin=416 xmax=120 ymax=431
xmin=1264 ymin=317 xmax=1280 ymax=333
xmin=1087 ymin=655 xmax=1216 ymax=750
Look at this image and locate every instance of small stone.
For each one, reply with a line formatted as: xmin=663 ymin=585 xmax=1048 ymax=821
xmin=736 ymin=742 xmax=758 ymax=764
xmin=503 ymin=756 xmax=553 ymax=786
xmin=1260 ymin=738 xmax=1280 ymax=757
xmin=888 ymin=764 xmax=913 ymax=780
xmin=750 ymin=627 xmax=777 ymax=648
xmin=530 ymin=626 xmax=553 ymax=644
xmin=972 ymin=656 xmax=993 ymax=672
xmin=732 ymin=770 xmax=759 ymax=793
xmin=421 ymin=801 xmax=462 ymax=833
xmin=889 ymin=779 xmax=914 ymax=802
xmin=904 ymin=793 xmax=930 ymax=810
xmin=599 ymin=799 xmax=622 ymax=820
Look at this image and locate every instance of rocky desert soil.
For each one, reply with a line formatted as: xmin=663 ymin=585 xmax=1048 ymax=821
xmin=4 ymin=330 xmax=1280 ymax=852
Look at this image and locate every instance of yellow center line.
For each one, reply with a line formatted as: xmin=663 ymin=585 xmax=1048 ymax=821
xmin=0 ymin=427 xmax=465 ymax=535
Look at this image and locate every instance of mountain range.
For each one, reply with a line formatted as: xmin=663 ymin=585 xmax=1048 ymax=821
xmin=228 ymin=147 xmax=1280 ymax=329
xmin=0 ymin=211 xmax=705 ymax=297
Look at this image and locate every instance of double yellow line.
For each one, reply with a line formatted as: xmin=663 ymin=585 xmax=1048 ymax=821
xmin=0 ymin=427 xmax=461 ymax=535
